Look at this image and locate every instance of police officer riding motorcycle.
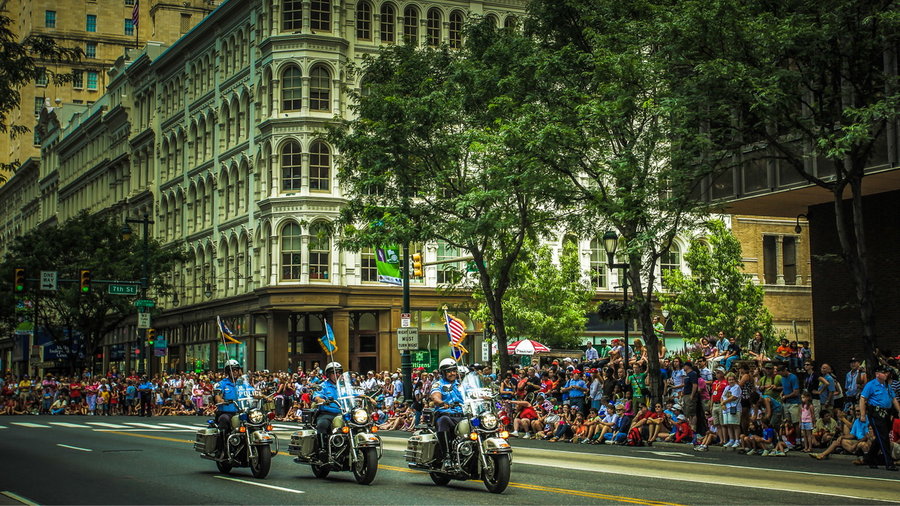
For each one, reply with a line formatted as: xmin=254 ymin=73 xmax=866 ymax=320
xmin=289 ymin=361 xmax=381 ymax=484
xmin=194 ymin=360 xmax=277 ymax=478
xmin=405 ymin=358 xmax=512 ymax=493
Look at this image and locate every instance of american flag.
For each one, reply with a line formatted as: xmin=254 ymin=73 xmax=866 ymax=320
xmin=444 ymin=311 xmax=467 ymax=347
xmin=131 ymin=1 xmax=139 ymax=28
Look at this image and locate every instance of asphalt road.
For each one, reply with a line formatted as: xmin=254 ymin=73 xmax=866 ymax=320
xmin=0 ymin=416 xmax=896 ymax=505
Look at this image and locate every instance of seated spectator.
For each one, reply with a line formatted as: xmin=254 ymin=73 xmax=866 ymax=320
xmin=665 ymin=415 xmax=694 ymax=444
xmin=49 ymin=397 xmax=67 ymax=415
xmin=740 ymin=418 xmax=776 ymax=455
xmin=509 ymin=400 xmax=541 ymax=439
xmin=632 ymin=403 xmax=666 ymax=445
xmin=570 ymin=414 xmax=588 ymax=443
xmin=774 ymin=339 xmax=792 ymax=363
xmin=813 ymin=409 xmax=839 ymax=447
xmin=694 ymin=412 xmax=719 ymax=451
xmin=602 ymin=405 xmax=632 ymax=444
xmin=747 ymin=331 xmax=769 ymax=366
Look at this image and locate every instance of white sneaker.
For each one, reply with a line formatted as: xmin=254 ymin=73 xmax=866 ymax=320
xmin=511 ymin=431 xmax=520 ymax=437
xmin=522 ymin=433 xmax=531 ymax=439
xmin=760 ymin=450 xmax=770 ymax=456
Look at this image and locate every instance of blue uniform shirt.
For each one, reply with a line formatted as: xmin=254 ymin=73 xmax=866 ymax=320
xmin=860 ymin=378 xmax=895 ymax=408
xmin=566 ymin=379 xmax=587 ymax=398
xmin=138 ymin=381 xmax=153 ymax=393
xmin=316 ymin=379 xmax=342 ymax=414
xmin=218 ymin=378 xmax=239 ymax=413
xmin=431 ymin=377 xmax=463 ymax=415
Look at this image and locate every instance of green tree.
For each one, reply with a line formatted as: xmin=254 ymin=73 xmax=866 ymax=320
xmin=519 ymin=0 xmax=723 ymax=400
xmin=667 ymin=0 xmax=899 ymax=370
xmin=471 ymin=240 xmax=594 ymax=350
xmin=0 ymin=2 xmax=82 ymax=177
xmin=331 ymin=23 xmax=571 ymax=374
xmin=0 ymin=212 xmax=186 ymax=372
xmin=660 ymin=220 xmax=777 ymax=348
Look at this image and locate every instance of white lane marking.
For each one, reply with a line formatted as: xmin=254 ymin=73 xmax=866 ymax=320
xmin=56 ymin=444 xmax=92 ymax=452
xmin=1 ymin=490 xmax=39 ymax=506
xmin=10 ymin=422 xmax=49 ymax=428
xmin=48 ymin=422 xmax=90 ymax=428
xmin=123 ymin=422 xmax=164 ymax=428
xmin=0 ymin=425 xmax=6 ymax=429
xmin=86 ymin=422 xmax=130 ymax=429
xmin=213 ymin=475 xmax=304 ymax=494
xmin=159 ymin=423 xmax=203 ymax=430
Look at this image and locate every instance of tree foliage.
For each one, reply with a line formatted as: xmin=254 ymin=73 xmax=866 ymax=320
xmin=330 ymin=22 xmax=572 ymax=373
xmin=0 ymin=212 xmax=187 ymax=372
xmin=471 ymin=240 xmax=594 ymax=350
xmin=660 ymin=220 xmax=777 ymax=348
xmin=0 ymin=2 xmax=82 ymax=177
xmin=666 ymin=0 xmax=899 ymax=370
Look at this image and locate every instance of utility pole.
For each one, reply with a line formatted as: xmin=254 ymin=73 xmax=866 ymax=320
xmin=401 ymin=243 xmax=412 ymax=401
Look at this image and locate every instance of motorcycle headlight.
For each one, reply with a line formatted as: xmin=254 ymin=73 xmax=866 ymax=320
xmin=480 ymin=413 xmax=498 ymax=430
xmin=249 ymin=409 xmax=265 ymax=424
xmin=352 ymin=408 xmax=369 ymax=424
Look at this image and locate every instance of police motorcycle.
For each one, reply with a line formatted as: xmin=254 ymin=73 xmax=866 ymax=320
xmin=194 ymin=373 xmax=278 ymax=478
xmin=289 ymin=369 xmax=382 ymax=484
xmin=405 ymin=362 xmax=512 ymax=493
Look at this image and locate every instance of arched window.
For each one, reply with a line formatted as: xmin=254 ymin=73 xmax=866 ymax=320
xmin=380 ymin=4 xmax=395 ymax=43
xmin=281 ymin=223 xmax=302 ymax=280
xmin=281 ymin=140 xmax=302 ymax=191
xmin=309 ymin=141 xmax=330 ymax=191
xmin=486 ymin=14 xmax=499 ymax=27
xmin=449 ymin=11 xmax=463 ymax=48
xmin=589 ymin=238 xmax=607 ymax=289
xmin=437 ymin=240 xmax=461 ymax=284
xmin=283 ymin=0 xmax=302 ymax=31
xmin=308 ymin=222 xmax=331 ymax=280
xmin=504 ymin=15 xmax=518 ymax=30
xmin=356 ymin=1 xmax=371 ymax=40
xmin=309 ymin=66 xmax=330 ymax=111
xmin=281 ymin=66 xmax=302 ymax=111
xmin=426 ymin=9 xmax=441 ymax=47
xmin=660 ymin=243 xmax=681 ymax=289
xmin=310 ymin=0 xmax=330 ymax=32
xmin=403 ymin=6 xmax=418 ymax=44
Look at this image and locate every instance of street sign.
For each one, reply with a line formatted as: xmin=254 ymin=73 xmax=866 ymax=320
xmin=400 ymin=312 xmax=411 ymax=328
xmin=134 ymin=299 xmax=155 ymax=307
xmin=482 ymin=340 xmax=490 ymax=362
xmin=40 ymin=271 xmax=58 ymax=291
xmin=109 ymin=284 xmax=139 ymax=295
xmin=137 ymin=312 xmax=151 ymax=329
xmin=397 ymin=327 xmax=419 ymax=351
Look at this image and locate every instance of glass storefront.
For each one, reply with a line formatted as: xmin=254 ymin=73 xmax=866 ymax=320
xmin=186 ymin=342 xmax=211 ymax=373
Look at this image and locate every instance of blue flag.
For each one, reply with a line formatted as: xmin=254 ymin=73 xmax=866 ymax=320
xmin=319 ymin=321 xmax=337 ymax=353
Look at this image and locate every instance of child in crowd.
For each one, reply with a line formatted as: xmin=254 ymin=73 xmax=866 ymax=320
xmin=666 ymin=414 xmax=694 ymax=443
xmin=694 ymin=413 xmax=719 ymax=451
xmin=741 ymin=419 xmax=776 ymax=455
xmin=799 ymin=391 xmax=816 ymax=452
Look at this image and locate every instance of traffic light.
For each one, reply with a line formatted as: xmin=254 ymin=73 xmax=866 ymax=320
xmin=146 ymin=328 xmax=156 ymax=346
xmin=14 ymin=268 xmax=25 ymax=292
xmin=79 ymin=269 xmax=92 ymax=293
xmin=412 ymin=252 xmax=423 ymax=278
xmin=134 ymin=347 xmax=141 ymax=357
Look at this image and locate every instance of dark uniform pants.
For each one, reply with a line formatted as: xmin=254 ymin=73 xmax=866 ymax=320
xmin=865 ymin=407 xmax=894 ymax=467
xmin=139 ymin=392 xmax=152 ymax=417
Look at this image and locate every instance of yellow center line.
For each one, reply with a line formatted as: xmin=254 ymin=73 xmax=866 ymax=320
xmin=379 ymin=465 xmax=682 ymax=505
xmin=105 ymin=431 xmax=194 ymax=444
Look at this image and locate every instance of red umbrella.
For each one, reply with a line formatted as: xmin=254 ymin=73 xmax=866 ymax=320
xmin=507 ymin=339 xmax=551 ymax=355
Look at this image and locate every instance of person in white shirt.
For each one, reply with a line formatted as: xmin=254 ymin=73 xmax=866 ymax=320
xmin=720 ymin=373 xmax=743 ymax=448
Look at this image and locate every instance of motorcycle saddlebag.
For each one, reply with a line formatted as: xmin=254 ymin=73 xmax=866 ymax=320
xmin=405 ymin=432 xmax=438 ymax=464
xmin=288 ymin=429 xmax=317 ymax=457
xmin=194 ymin=427 xmax=218 ymax=454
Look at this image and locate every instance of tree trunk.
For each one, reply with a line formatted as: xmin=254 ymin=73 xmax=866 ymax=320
xmin=845 ymin=177 xmax=878 ymax=372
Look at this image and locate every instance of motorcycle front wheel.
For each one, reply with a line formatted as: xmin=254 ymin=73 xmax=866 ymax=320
xmin=352 ymin=448 xmax=379 ymax=485
xmin=481 ymin=454 xmax=510 ymax=494
xmin=429 ymin=472 xmax=451 ymax=486
xmin=250 ymin=445 xmax=272 ymax=479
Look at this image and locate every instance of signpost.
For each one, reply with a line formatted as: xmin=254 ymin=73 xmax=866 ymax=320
xmin=400 ymin=312 xmax=411 ymax=328
xmin=397 ymin=327 xmax=419 ymax=351
xmin=109 ymin=284 xmax=139 ymax=295
xmin=134 ymin=299 xmax=155 ymax=307
xmin=40 ymin=271 xmax=58 ymax=291
xmin=137 ymin=312 xmax=151 ymax=329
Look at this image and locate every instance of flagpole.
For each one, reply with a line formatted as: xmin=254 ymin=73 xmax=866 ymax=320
xmin=218 ymin=316 xmax=237 ymax=385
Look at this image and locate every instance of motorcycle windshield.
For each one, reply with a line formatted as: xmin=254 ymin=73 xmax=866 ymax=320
xmin=234 ymin=376 xmax=259 ymax=411
xmin=336 ymin=372 xmax=363 ymax=413
xmin=460 ymin=372 xmax=493 ymax=416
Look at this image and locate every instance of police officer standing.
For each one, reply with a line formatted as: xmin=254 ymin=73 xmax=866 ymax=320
xmin=214 ymin=360 xmax=243 ymax=455
xmin=313 ymin=362 xmax=344 ymax=451
xmin=431 ymin=358 xmax=464 ymax=463
xmin=138 ymin=375 xmax=154 ymax=417
xmin=858 ymin=365 xmax=900 ymax=471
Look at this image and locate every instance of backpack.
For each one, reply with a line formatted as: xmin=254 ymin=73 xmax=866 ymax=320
xmin=626 ymin=427 xmax=643 ymax=446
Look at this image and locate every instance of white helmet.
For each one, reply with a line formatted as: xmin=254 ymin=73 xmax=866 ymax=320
xmin=324 ymin=361 xmax=343 ymax=375
xmin=439 ymin=358 xmax=458 ymax=376
xmin=224 ymin=359 xmax=241 ymax=369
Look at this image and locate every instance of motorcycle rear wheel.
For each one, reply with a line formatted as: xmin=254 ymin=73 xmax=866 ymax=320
xmin=481 ymin=454 xmax=510 ymax=494
xmin=352 ymin=448 xmax=379 ymax=485
xmin=215 ymin=460 xmax=233 ymax=474
xmin=250 ymin=445 xmax=272 ymax=479
xmin=311 ymin=463 xmax=330 ymax=478
xmin=429 ymin=472 xmax=451 ymax=486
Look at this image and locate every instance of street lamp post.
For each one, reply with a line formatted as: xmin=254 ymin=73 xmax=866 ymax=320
xmin=603 ymin=230 xmax=630 ymax=372
xmin=122 ymin=213 xmax=155 ymax=374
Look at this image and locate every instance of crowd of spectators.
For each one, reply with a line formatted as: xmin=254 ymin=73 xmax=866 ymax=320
xmin=2 ymin=333 xmax=899 ymax=471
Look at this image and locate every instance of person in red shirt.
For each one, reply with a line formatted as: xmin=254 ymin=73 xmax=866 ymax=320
xmin=630 ymin=403 xmax=666 ymax=445
xmin=510 ymin=399 xmax=540 ymax=438
xmin=890 ymin=417 xmax=900 ymax=464
xmin=70 ymin=379 xmax=85 ymax=414
xmin=667 ymin=415 xmax=695 ymax=443
xmin=710 ymin=368 xmax=728 ymax=442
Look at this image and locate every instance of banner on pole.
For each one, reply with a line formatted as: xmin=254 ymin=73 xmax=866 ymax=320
xmin=376 ymin=245 xmax=402 ymax=285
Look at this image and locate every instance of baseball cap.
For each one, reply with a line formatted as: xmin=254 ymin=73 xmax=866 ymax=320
xmin=849 ymin=357 xmax=859 ymax=363
xmin=677 ymin=414 xmax=686 ymax=421
xmin=599 ymin=339 xmax=607 ymax=344
xmin=874 ymin=365 xmax=891 ymax=374
xmin=672 ymin=404 xmax=682 ymax=411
